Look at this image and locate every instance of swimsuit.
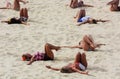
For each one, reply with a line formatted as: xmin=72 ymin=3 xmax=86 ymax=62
xmin=79 ymin=63 xmax=86 ymax=71
xmin=34 ymin=52 xmax=53 ymax=61
xmin=8 ymin=18 xmax=22 ymax=24
xmin=8 ymin=17 xmax=28 ymax=24
xmin=19 ymin=17 xmax=28 ymax=22
xmin=78 ymin=16 xmax=90 ymax=22
xmin=34 ymin=52 xmax=45 ymax=61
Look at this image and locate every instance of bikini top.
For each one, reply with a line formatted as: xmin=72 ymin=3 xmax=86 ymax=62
xmin=80 ymin=16 xmax=90 ymax=22
xmin=34 ymin=52 xmax=45 ymax=61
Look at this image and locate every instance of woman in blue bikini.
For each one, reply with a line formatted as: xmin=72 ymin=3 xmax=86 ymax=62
xmin=46 ymin=52 xmax=88 ymax=75
xmin=74 ymin=9 xmax=109 ymax=26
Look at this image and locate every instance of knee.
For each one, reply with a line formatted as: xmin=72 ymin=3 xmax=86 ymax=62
xmin=83 ymin=35 xmax=88 ymax=40
xmin=77 ymin=52 xmax=81 ymax=56
xmin=45 ymin=43 xmax=51 ymax=47
xmin=81 ymin=52 xmax=86 ymax=57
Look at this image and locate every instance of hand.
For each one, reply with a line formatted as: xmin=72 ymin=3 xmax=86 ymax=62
xmin=82 ymin=71 xmax=89 ymax=75
xmin=85 ymin=71 xmax=89 ymax=75
xmin=27 ymin=63 xmax=31 ymax=65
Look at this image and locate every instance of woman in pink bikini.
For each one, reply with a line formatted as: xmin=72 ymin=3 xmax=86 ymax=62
xmin=22 ymin=43 xmax=61 ymax=65
xmin=0 ymin=0 xmax=28 ymax=11
xmin=46 ymin=52 xmax=88 ymax=75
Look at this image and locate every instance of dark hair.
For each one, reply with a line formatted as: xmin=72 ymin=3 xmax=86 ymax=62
xmin=60 ymin=67 xmax=73 ymax=73
xmin=22 ymin=54 xmax=32 ymax=61
xmin=92 ymin=19 xmax=97 ymax=24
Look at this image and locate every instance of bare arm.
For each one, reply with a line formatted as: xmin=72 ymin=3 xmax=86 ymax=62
xmin=77 ymin=21 xmax=88 ymax=26
xmin=70 ymin=0 xmax=73 ymax=6
xmin=27 ymin=56 xmax=35 ymax=65
xmin=21 ymin=22 xmax=29 ymax=25
xmin=83 ymin=4 xmax=94 ymax=7
xmin=97 ymin=19 xmax=110 ymax=22
xmin=1 ymin=21 xmax=9 ymax=23
xmin=61 ymin=45 xmax=82 ymax=49
xmin=46 ymin=65 xmax=61 ymax=71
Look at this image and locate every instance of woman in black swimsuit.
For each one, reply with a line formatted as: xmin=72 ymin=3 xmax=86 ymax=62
xmin=1 ymin=8 xmax=28 ymax=25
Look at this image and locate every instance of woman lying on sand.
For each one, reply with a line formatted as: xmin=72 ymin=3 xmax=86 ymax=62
xmin=46 ymin=52 xmax=88 ymax=75
xmin=0 ymin=0 xmax=28 ymax=11
xmin=69 ymin=0 xmax=93 ymax=8
xmin=107 ymin=0 xmax=120 ymax=11
xmin=22 ymin=43 xmax=60 ymax=65
xmin=74 ymin=9 xmax=109 ymax=26
xmin=62 ymin=35 xmax=105 ymax=51
xmin=1 ymin=8 xmax=28 ymax=25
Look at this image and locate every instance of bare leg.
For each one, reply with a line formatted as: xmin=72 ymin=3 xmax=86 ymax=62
xmin=23 ymin=8 xmax=28 ymax=18
xmin=13 ymin=0 xmax=20 ymax=11
xmin=20 ymin=8 xmax=24 ymax=17
xmin=81 ymin=35 xmax=95 ymax=51
xmin=20 ymin=8 xmax=28 ymax=18
xmin=74 ymin=52 xmax=87 ymax=68
xmin=70 ymin=0 xmax=78 ymax=8
xmin=13 ymin=0 xmax=28 ymax=11
xmin=75 ymin=9 xmax=86 ymax=22
xmin=74 ymin=52 xmax=81 ymax=63
xmin=44 ymin=43 xmax=61 ymax=60
xmin=0 ymin=2 xmax=12 ymax=9
xmin=81 ymin=53 xmax=87 ymax=68
xmin=83 ymin=35 xmax=95 ymax=47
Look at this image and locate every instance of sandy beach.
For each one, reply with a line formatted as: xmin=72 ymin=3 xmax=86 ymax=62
xmin=0 ymin=0 xmax=120 ymax=79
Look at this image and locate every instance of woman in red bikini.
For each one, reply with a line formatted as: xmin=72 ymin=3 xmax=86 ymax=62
xmin=22 ymin=43 xmax=61 ymax=65
xmin=46 ymin=52 xmax=88 ymax=75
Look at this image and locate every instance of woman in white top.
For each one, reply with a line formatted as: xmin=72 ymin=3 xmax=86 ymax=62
xmin=74 ymin=9 xmax=109 ymax=26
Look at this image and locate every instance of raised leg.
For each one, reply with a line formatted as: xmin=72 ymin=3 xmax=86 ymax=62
xmin=20 ymin=8 xmax=28 ymax=18
xmin=13 ymin=0 xmax=20 ymax=11
xmin=74 ymin=52 xmax=81 ymax=63
xmin=83 ymin=35 xmax=95 ymax=48
xmin=44 ymin=43 xmax=60 ymax=60
xmin=75 ymin=9 xmax=86 ymax=22
xmin=80 ymin=53 xmax=87 ymax=68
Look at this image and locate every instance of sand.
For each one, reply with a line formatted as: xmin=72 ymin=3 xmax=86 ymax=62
xmin=0 ymin=0 xmax=120 ymax=79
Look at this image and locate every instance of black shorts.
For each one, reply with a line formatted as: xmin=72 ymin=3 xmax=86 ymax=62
xmin=44 ymin=53 xmax=53 ymax=61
